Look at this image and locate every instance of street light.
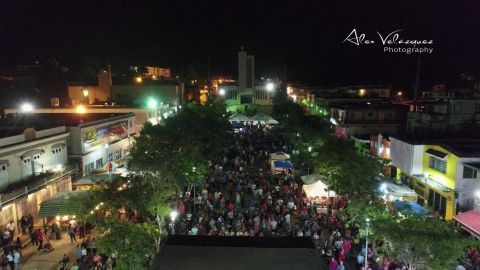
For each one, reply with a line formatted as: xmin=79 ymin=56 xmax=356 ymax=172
xmin=20 ymin=103 xmax=34 ymax=113
xmin=266 ymin=82 xmax=275 ymax=92
xmin=308 ymin=146 xmax=312 ymax=152
xmin=83 ymin=88 xmax=89 ymax=104
xmin=365 ymin=217 xmax=371 ymax=270
xmin=76 ymin=105 xmax=86 ymax=114
xmin=170 ymin=210 xmax=178 ymax=235
xmin=147 ymin=98 xmax=158 ymax=109
xmin=219 ymin=88 xmax=226 ymax=96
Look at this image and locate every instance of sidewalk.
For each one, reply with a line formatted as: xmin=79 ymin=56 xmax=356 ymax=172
xmin=20 ymin=231 xmax=83 ymax=270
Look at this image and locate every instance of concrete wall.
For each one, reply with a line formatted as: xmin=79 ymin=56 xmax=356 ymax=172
xmin=0 ymin=133 xmax=69 ymax=190
xmin=390 ymin=137 xmax=424 ymax=175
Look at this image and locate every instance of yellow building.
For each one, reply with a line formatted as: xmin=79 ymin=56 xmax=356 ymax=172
xmin=390 ymin=137 xmax=480 ymax=220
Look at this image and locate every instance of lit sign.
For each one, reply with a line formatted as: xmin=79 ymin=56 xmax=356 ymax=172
xmin=83 ymin=121 xmax=128 ymax=152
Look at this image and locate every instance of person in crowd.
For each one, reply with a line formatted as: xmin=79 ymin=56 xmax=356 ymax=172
xmin=6 ymin=252 xmax=13 ymax=270
xmin=5 ymin=221 xmax=15 ymax=240
xmin=30 ymin=227 xmax=38 ymax=246
xmin=68 ymin=225 xmax=76 ymax=243
xmin=19 ymin=216 xmax=28 ymax=235
xmin=36 ymin=229 xmax=44 ymax=251
xmin=12 ymin=250 xmax=19 ymax=270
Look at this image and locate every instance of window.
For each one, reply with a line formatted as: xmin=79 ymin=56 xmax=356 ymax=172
xmin=33 ymin=154 xmax=40 ymax=160
xmin=96 ymin=158 xmax=103 ymax=169
xmin=108 ymin=153 xmax=113 ymax=162
xmin=52 ymin=147 xmax=62 ymax=154
xmin=226 ymin=90 xmax=238 ymax=100
xmin=255 ymin=90 xmax=268 ymax=100
xmin=463 ymin=166 xmax=477 ymax=179
xmin=0 ymin=165 xmax=6 ymax=171
xmin=429 ymin=156 xmax=447 ymax=174
xmin=85 ymin=162 xmax=94 ymax=175
xmin=115 ymin=149 xmax=122 ymax=160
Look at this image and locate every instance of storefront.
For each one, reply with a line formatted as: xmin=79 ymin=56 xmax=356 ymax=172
xmin=411 ymin=174 xmax=455 ymax=220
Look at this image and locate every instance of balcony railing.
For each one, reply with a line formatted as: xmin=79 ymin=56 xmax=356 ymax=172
xmin=0 ymin=164 xmax=78 ymax=206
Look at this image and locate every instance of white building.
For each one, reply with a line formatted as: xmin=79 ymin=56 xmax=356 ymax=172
xmin=64 ymin=113 xmax=136 ymax=176
xmin=0 ymin=126 xmax=69 ymax=189
xmin=0 ymin=124 xmax=73 ymax=229
xmin=219 ymin=48 xmax=275 ymax=113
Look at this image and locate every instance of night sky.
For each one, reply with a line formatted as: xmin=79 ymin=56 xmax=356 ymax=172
xmin=1 ymin=1 xmax=479 ymax=88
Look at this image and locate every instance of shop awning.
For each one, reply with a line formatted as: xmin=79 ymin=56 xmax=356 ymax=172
xmin=454 ymin=210 xmax=480 ymax=238
xmin=464 ymin=163 xmax=480 ymax=171
xmin=393 ymin=201 xmax=428 ymax=216
xmin=426 ymin=148 xmax=448 ymax=159
xmin=274 ymin=160 xmax=294 ymax=169
xmin=38 ymin=191 xmax=90 ymax=218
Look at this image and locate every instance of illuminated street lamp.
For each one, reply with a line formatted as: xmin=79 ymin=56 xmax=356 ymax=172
xmin=76 ymin=105 xmax=86 ymax=114
xmin=135 ymin=76 xmax=143 ymax=83
xmin=219 ymin=88 xmax=226 ymax=96
xmin=170 ymin=210 xmax=178 ymax=235
xmin=21 ymin=103 xmax=34 ymax=113
xmin=365 ymin=217 xmax=371 ymax=270
xmin=147 ymin=98 xmax=158 ymax=109
xmin=308 ymin=146 xmax=312 ymax=152
xmin=82 ymin=88 xmax=89 ymax=104
xmin=266 ymin=82 xmax=275 ymax=92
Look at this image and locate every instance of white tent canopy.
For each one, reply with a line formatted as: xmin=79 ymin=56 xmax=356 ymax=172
xmin=251 ymin=113 xmax=277 ymax=123
xmin=229 ymin=113 xmax=251 ymax=122
xmin=266 ymin=118 xmax=279 ymax=125
xmin=269 ymin=152 xmax=290 ymax=161
xmin=301 ymin=174 xmax=336 ymax=198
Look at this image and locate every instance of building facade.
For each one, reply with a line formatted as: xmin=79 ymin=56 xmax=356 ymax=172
xmin=330 ymin=104 xmax=407 ymax=138
xmin=66 ymin=113 xmax=136 ymax=176
xmin=0 ymin=124 xmax=74 ymax=230
xmin=407 ymin=98 xmax=480 ymax=134
xmin=390 ymin=137 xmax=480 ymax=220
xmin=220 ymin=48 xmax=275 ymax=113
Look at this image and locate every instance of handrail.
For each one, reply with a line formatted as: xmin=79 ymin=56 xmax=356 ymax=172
xmin=0 ymin=168 xmax=78 ymax=206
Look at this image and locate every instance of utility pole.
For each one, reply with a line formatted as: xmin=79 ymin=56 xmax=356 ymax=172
xmin=414 ymin=57 xmax=421 ymax=101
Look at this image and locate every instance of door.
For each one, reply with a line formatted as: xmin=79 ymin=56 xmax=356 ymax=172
xmin=22 ymin=157 xmax=32 ymax=177
xmin=0 ymin=164 xmax=8 ymax=185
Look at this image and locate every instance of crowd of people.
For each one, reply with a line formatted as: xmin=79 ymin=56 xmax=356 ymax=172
xmin=169 ymin=125 xmax=358 ymax=266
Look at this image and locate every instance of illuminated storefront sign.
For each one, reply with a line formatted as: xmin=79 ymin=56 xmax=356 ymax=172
xmin=83 ymin=121 xmax=128 ymax=152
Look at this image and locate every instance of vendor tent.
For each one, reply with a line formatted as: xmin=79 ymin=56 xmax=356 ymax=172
xmin=229 ymin=114 xmax=251 ymax=122
xmin=251 ymin=113 xmax=278 ymax=125
xmin=392 ymin=201 xmax=428 ymax=216
xmin=301 ymin=174 xmax=336 ymax=198
xmin=38 ymin=191 xmax=90 ymax=218
xmin=265 ymin=118 xmax=279 ymax=125
xmin=269 ymin=152 xmax=291 ymax=161
xmin=273 ymin=160 xmax=294 ymax=169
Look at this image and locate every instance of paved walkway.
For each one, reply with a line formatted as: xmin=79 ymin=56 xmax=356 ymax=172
xmin=20 ymin=231 xmax=83 ymax=270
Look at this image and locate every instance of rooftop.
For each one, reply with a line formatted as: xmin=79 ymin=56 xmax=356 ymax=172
xmin=392 ymin=134 xmax=480 ymax=157
xmin=0 ymin=113 xmax=134 ymax=135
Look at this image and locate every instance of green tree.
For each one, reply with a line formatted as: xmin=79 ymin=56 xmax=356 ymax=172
xmin=93 ymin=219 xmax=155 ymax=270
xmin=371 ymin=215 xmax=473 ymax=270
xmin=313 ymin=137 xmax=382 ymax=200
